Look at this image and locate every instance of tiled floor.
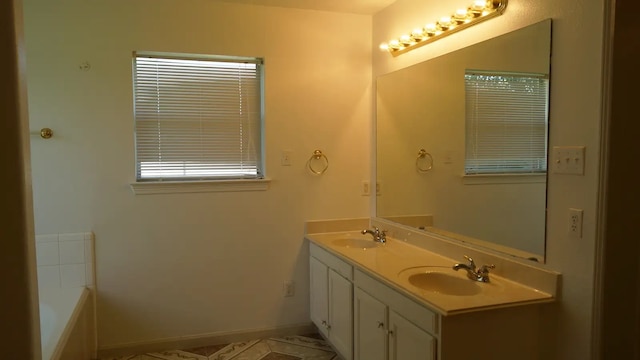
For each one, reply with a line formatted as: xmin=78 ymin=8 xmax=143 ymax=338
xmin=101 ymin=335 xmax=341 ymax=360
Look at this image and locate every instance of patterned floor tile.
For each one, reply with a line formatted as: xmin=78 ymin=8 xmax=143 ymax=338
xmin=99 ymin=335 xmax=336 ymax=360
xmin=271 ymin=336 xmax=333 ymax=352
xmin=182 ymin=344 xmax=229 ymax=357
xmin=209 ymin=340 xmax=261 ymax=360
xmin=105 ymin=355 xmax=168 ymax=360
xmin=262 ymin=353 xmax=301 ymax=360
xmin=262 ymin=339 xmax=335 ymax=360
xmin=147 ymin=350 xmax=208 ymax=360
xmin=227 ymin=341 xmax=271 ymax=360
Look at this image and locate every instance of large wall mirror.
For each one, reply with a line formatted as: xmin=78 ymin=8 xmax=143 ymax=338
xmin=376 ymin=19 xmax=551 ymax=262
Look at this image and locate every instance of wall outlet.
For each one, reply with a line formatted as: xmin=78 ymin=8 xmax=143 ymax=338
xmin=362 ymin=181 xmax=370 ymax=196
xmin=568 ymin=208 xmax=583 ymax=239
xmin=283 ymin=280 xmax=295 ymax=297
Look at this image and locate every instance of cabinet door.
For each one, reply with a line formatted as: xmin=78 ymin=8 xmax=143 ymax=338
xmin=354 ymin=288 xmax=388 ymax=360
xmin=388 ymin=311 xmax=436 ymax=360
xmin=310 ymin=257 xmax=329 ymax=338
xmin=329 ymin=269 xmax=354 ymax=360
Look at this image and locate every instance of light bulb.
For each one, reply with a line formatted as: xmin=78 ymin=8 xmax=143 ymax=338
xmin=425 ymin=23 xmax=437 ymax=35
xmin=379 ymin=43 xmax=390 ymax=51
xmin=411 ymin=28 xmax=425 ymax=40
xmin=456 ymin=9 xmax=467 ymax=17
xmin=453 ymin=9 xmax=468 ymax=24
xmin=438 ymin=16 xmax=452 ymax=30
xmin=389 ymin=39 xmax=401 ymax=50
xmin=472 ymin=0 xmax=486 ymax=10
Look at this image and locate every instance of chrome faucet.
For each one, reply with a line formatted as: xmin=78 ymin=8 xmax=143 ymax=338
xmin=361 ymin=227 xmax=387 ymax=243
xmin=453 ymin=255 xmax=495 ymax=282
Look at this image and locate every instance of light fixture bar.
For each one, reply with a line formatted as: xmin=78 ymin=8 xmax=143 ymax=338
xmin=380 ymin=0 xmax=508 ymax=56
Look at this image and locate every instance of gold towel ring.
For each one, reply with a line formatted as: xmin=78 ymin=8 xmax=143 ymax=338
xmin=416 ymin=149 xmax=433 ymax=172
xmin=308 ymin=150 xmax=329 ymax=175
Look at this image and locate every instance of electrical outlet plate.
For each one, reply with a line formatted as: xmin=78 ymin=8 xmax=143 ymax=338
xmin=568 ymin=208 xmax=583 ymax=239
xmin=552 ymin=146 xmax=585 ymax=175
xmin=283 ymin=281 xmax=295 ymax=297
xmin=362 ymin=181 xmax=370 ymax=196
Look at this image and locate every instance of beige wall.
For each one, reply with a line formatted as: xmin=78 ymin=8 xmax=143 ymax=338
xmin=23 ymin=0 xmax=371 ymax=348
xmin=374 ymin=0 xmax=605 ymax=359
xmin=1 ymin=0 xmax=41 ymax=358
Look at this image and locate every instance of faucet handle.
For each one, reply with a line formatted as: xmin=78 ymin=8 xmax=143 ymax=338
xmin=478 ymin=264 xmax=495 ymax=274
xmin=463 ymin=255 xmax=476 ymax=269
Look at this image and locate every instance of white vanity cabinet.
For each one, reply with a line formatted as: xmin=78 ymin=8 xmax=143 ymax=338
xmin=354 ymin=269 xmax=437 ymax=360
xmin=308 ymin=238 xmax=545 ymax=360
xmin=309 ymin=244 xmax=353 ymax=360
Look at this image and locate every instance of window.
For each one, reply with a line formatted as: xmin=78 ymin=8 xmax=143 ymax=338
xmin=464 ymin=71 xmax=549 ymax=175
xmin=133 ymin=52 xmax=264 ymax=182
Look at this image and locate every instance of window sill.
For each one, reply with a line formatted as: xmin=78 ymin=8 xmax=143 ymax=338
xmin=130 ymin=179 xmax=271 ymax=195
xmin=462 ymin=173 xmax=546 ymax=185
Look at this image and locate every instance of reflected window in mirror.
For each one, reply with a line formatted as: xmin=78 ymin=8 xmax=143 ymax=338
xmin=464 ymin=72 xmax=549 ymax=176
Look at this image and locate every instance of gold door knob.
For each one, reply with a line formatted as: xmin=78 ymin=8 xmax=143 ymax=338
xmin=40 ymin=128 xmax=53 ymax=139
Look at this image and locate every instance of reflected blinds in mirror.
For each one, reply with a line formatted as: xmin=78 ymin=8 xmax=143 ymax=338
xmin=464 ymin=72 xmax=549 ymax=175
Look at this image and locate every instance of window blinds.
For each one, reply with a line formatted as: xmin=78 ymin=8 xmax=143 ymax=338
xmin=465 ymin=72 xmax=549 ymax=175
xmin=133 ymin=53 xmax=263 ymax=181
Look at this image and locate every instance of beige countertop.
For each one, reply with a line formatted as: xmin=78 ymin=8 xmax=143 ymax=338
xmin=306 ymin=231 xmax=554 ymax=316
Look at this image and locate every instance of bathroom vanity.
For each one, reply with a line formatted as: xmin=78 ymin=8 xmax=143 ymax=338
xmin=307 ymin=230 xmax=558 ymax=360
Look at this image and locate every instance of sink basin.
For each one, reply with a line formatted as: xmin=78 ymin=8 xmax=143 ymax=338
xmin=405 ymin=271 xmax=482 ymax=296
xmin=331 ymin=238 xmax=380 ymax=250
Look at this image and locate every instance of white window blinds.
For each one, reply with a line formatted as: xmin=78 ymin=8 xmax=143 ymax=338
xmin=133 ymin=53 xmax=263 ymax=181
xmin=465 ymin=72 xmax=549 ymax=175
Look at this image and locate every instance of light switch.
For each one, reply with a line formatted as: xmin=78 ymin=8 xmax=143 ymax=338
xmin=281 ymin=150 xmax=292 ymax=166
xmin=552 ymin=146 xmax=585 ymax=175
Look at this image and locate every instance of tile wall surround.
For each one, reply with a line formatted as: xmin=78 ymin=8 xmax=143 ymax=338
xmin=35 ymin=232 xmax=95 ymax=289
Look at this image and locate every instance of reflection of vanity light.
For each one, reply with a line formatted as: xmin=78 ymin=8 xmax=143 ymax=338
xmin=379 ymin=0 xmax=508 ymax=56
xmin=388 ymin=39 xmax=402 ymax=50
xmin=400 ymin=34 xmax=414 ymax=46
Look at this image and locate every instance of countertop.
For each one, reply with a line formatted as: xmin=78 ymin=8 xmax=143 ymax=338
xmin=306 ymin=231 xmax=554 ymax=316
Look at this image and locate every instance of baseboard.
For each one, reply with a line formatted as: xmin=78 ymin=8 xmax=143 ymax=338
xmin=97 ymin=322 xmax=316 ymax=358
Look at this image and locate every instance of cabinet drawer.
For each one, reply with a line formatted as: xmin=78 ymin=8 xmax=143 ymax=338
xmin=310 ymin=243 xmax=353 ymax=281
xmin=355 ymin=269 xmax=439 ymax=336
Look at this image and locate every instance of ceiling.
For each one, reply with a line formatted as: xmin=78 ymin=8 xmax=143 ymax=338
xmin=207 ymin=0 xmax=398 ymax=15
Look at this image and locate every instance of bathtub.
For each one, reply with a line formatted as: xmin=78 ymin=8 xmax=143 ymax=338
xmin=39 ymin=287 xmax=96 ymax=360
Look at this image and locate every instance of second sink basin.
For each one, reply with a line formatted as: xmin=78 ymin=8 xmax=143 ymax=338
xmin=407 ymin=271 xmax=482 ymax=296
xmin=332 ymin=238 xmax=381 ymax=250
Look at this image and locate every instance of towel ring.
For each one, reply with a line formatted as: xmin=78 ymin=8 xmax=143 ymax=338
xmin=308 ymin=149 xmax=329 ymax=175
xmin=416 ymin=149 xmax=433 ymax=172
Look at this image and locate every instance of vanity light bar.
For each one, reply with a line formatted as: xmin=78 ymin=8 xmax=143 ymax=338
xmin=380 ymin=0 xmax=508 ymax=56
